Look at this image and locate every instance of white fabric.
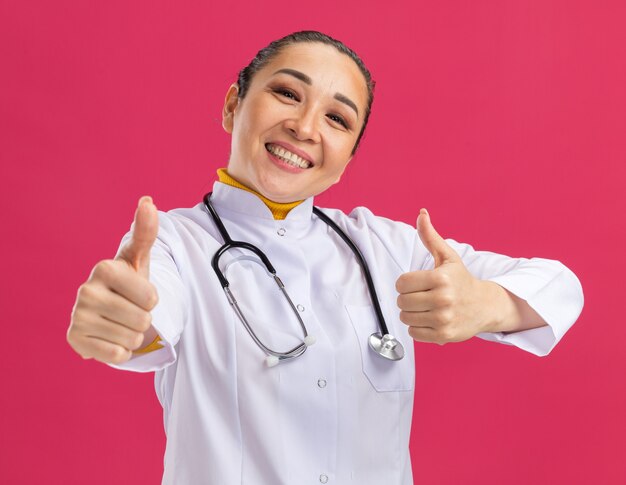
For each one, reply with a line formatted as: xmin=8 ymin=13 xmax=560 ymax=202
xmin=112 ymin=182 xmax=583 ymax=485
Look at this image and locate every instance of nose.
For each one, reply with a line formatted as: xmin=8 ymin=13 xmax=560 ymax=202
xmin=283 ymin=106 xmax=321 ymax=143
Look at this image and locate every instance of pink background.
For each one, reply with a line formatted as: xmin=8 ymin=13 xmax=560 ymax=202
xmin=2 ymin=1 xmax=624 ymax=483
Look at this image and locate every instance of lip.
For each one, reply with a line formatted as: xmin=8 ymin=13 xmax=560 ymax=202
xmin=266 ymin=141 xmax=315 ymax=167
xmin=266 ymin=148 xmax=308 ymax=174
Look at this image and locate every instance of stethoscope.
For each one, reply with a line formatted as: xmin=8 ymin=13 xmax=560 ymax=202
xmin=203 ymin=192 xmax=405 ymax=367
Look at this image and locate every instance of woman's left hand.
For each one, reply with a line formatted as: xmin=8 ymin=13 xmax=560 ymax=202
xmin=395 ymin=209 xmax=499 ymax=345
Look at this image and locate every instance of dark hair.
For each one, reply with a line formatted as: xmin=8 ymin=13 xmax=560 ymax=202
xmin=236 ymin=30 xmax=375 ymax=155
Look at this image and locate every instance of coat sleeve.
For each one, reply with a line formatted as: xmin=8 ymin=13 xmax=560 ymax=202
xmin=108 ymin=211 xmax=188 ymax=372
xmin=419 ymin=237 xmax=584 ymax=356
xmin=346 ymin=206 xmax=584 ymax=357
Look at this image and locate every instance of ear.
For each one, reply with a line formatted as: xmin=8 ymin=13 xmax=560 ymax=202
xmin=222 ymin=84 xmax=240 ymax=134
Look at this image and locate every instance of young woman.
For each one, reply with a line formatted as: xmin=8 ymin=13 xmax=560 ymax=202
xmin=67 ymin=31 xmax=584 ymax=484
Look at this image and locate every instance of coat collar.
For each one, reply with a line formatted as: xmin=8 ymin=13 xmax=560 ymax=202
xmin=210 ymin=181 xmax=315 ymax=223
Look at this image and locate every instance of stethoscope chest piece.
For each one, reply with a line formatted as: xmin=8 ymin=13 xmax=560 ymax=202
xmin=369 ymin=333 xmax=405 ymax=361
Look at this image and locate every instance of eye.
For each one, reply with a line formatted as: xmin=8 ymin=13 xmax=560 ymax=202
xmin=273 ymin=87 xmax=300 ymax=102
xmin=327 ymin=113 xmax=348 ymax=129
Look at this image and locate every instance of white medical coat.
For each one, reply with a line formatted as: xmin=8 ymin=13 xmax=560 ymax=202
xmin=114 ymin=182 xmax=584 ymax=485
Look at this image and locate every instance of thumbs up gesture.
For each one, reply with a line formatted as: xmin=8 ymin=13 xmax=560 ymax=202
xmin=67 ymin=196 xmax=160 ymax=364
xmin=395 ymin=209 xmax=490 ymax=345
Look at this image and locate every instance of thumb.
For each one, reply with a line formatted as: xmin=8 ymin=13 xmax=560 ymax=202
xmin=416 ymin=208 xmax=459 ymax=267
xmin=116 ymin=196 xmax=158 ymax=277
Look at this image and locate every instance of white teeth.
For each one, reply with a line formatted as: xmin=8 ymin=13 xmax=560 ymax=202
xmin=266 ymin=144 xmax=311 ymax=169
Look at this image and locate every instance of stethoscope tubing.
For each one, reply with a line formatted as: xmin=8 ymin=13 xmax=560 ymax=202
xmin=202 ymin=192 xmax=401 ymax=364
xmin=311 ymin=206 xmax=391 ymax=338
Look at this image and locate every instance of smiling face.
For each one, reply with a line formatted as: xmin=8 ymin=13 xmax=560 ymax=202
xmin=222 ymin=42 xmax=369 ymax=203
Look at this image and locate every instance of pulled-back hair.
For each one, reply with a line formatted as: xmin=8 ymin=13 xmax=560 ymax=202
xmin=236 ymin=31 xmax=375 ymax=154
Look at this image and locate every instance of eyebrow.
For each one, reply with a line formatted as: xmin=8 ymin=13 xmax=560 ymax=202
xmin=273 ymin=68 xmax=360 ymax=117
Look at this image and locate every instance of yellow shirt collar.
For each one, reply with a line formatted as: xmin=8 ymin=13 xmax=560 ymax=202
xmin=216 ymin=168 xmax=304 ymax=220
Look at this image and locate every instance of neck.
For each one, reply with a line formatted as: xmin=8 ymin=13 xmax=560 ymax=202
xmin=216 ymin=168 xmax=304 ymax=220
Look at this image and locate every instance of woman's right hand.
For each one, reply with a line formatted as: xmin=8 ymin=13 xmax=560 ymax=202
xmin=67 ymin=196 xmax=160 ymax=365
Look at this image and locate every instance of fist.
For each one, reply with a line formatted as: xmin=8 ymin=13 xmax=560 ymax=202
xmin=67 ymin=196 xmax=160 ymax=364
xmin=395 ymin=209 xmax=488 ymax=345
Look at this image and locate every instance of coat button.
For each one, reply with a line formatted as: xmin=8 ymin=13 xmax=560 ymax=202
xmin=277 ymin=227 xmax=286 ymax=236
xmin=317 ymin=378 xmax=327 ymax=388
xmin=319 ymin=474 xmax=329 ymax=483
xmin=296 ymin=304 xmax=305 ymax=312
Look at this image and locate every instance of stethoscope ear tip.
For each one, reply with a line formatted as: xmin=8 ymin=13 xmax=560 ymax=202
xmin=304 ymin=335 xmax=317 ymax=346
xmin=265 ymin=355 xmax=280 ymax=367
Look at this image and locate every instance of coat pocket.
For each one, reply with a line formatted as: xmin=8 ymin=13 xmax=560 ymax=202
xmin=345 ymin=304 xmax=415 ymax=392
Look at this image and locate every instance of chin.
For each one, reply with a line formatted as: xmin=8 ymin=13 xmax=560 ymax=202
xmin=255 ymin=178 xmax=304 ymax=203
